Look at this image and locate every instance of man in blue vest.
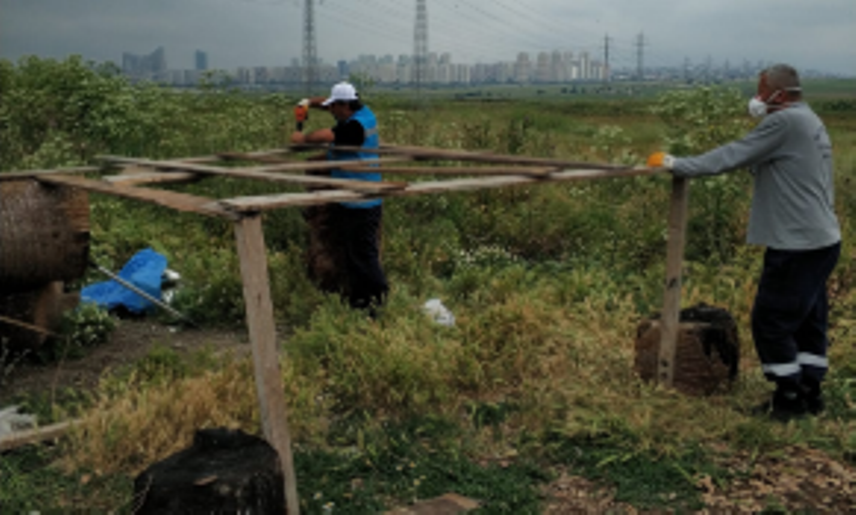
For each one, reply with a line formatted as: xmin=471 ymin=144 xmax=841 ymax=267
xmin=291 ymin=82 xmax=388 ymax=315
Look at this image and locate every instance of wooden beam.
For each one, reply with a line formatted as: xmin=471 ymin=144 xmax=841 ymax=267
xmin=36 ymin=174 xmax=237 ymax=220
xmin=233 ymin=215 xmax=300 ymax=515
xmin=0 ymin=314 xmax=59 ymax=338
xmin=342 ymin=165 xmax=558 ymax=177
xmin=105 ymin=171 xmax=200 ymax=186
xmin=217 ymin=166 xmax=660 ymax=212
xmin=218 ymin=152 xmax=296 ymax=164
xmin=97 ymin=156 xmax=410 ymax=193
xmin=220 ymin=148 xmax=295 ymax=160
xmin=108 ymin=148 xmax=295 ymax=166
xmin=0 ymin=420 xmax=82 ymax=452
xmin=658 ymin=176 xmax=690 ymax=387
xmin=0 ymin=166 xmax=99 ymax=181
xmin=295 ymin=144 xmax=630 ymax=171
xmin=100 ymin=154 xmax=410 ymax=174
xmin=0 ymin=150 xmax=290 ymax=182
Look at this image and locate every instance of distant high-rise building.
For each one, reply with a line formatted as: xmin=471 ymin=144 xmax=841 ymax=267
xmin=551 ymin=51 xmax=565 ymax=82
xmin=514 ymin=52 xmax=531 ymax=83
xmin=536 ymin=52 xmax=550 ymax=83
xmin=337 ymin=60 xmax=349 ymax=79
xmin=122 ymin=47 xmax=167 ymax=79
xmin=579 ymin=51 xmax=590 ymax=80
xmin=195 ymin=50 xmax=208 ymax=71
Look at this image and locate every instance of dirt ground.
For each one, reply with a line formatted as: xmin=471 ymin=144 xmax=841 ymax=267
xmin=0 ymin=318 xmax=250 ymax=404
xmin=541 ymin=447 xmax=856 ymax=514
xmin=397 ymin=452 xmax=856 ymax=513
xmin=2 ymin=320 xmax=855 ymax=514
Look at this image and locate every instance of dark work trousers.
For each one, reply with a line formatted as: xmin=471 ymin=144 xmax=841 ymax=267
xmin=751 ymin=242 xmax=841 ymax=386
xmin=330 ymin=204 xmax=389 ymax=311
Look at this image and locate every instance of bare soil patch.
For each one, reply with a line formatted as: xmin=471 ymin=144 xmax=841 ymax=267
xmin=542 ymin=448 xmax=856 ymax=514
xmin=0 ymin=319 xmax=249 ymax=405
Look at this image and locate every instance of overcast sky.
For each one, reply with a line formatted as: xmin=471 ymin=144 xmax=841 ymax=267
xmin=1 ymin=0 xmax=854 ymax=76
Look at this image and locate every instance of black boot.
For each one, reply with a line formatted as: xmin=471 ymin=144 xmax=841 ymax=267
xmin=752 ymin=382 xmax=807 ymax=422
xmin=801 ymin=377 xmax=825 ymax=415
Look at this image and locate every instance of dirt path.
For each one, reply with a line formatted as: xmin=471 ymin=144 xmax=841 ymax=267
xmin=0 ymin=319 xmax=249 ymax=405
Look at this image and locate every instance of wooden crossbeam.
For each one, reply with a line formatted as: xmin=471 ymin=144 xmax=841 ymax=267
xmin=100 ymin=154 xmax=410 ymax=174
xmin=342 ymin=165 xmax=558 ymax=177
xmin=98 ymin=156 xmax=410 ymax=193
xmin=102 ymin=148 xmax=295 ymax=167
xmin=217 ymin=166 xmax=660 ymax=212
xmin=37 ymin=174 xmax=238 ymax=220
xmin=0 ymin=314 xmax=58 ymax=337
xmin=0 ymin=420 xmax=82 ymax=452
xmin=0 ymin=150 xmax=292 ymax=183
xmin=102 ymin=150 xmax=302 ymax=186
xmin=295 ymin=143 xmax=630 ymax=171
xmin=105 ymin=170 xmax=200 ymax=186
xmin=0 ymin=166 xmax=100 ymax=181
xmin=218 ymin=152 xmax=297 ymax=164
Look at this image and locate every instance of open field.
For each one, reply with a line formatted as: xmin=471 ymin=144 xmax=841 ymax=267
xmin=2 ymin=57 xmax=855 ymax=513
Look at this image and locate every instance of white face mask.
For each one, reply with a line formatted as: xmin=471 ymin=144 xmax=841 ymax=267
xmin=747 ymin=87 xmax=801 ymax=118
xmin=747 ymin=96 xmax=769 ymax=118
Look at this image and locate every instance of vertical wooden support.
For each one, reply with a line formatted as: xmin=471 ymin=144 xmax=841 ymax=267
xmin=658 ymin=177 xmax=690 ymax=387
xmin=234 ymin=215 xmax=300 ymax=515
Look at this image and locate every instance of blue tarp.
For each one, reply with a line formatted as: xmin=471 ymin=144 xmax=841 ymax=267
xmin=81 ymin=248 xmax=167 ymax=313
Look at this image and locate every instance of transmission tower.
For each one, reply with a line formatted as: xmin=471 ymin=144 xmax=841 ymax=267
xmin=413 ymin=0 xmax=428 ymax=98
xmin=603 ymin=33 xmax=612 ymax=83
xmin=302 ymin=0 xmax=318 ymax=95
xmin=635 ymin=32 xmax=646 ymax=81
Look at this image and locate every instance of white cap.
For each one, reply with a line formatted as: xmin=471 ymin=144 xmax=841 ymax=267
xmin=322 ymin=82 xmax=359 ymax=106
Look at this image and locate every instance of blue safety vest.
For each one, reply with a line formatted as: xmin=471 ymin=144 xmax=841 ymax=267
xmin=328 ymin=106 xmax=381 ymax=208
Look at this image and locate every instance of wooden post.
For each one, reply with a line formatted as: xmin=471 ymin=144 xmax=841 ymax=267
xmin=234 ymin=215 xmax=300 ymax=515
xmin=658 ymin=177 xmax=690 ymax=387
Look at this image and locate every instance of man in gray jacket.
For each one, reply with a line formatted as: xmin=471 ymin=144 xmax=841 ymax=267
xmin=649 ymin=64 xmax=841 ymax=421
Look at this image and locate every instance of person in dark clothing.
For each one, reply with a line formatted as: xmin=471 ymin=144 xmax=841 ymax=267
xmin=649 ymin=64 xmax=841 ymax=421
xmin=291 ymin=82 xmax=388 ymax=314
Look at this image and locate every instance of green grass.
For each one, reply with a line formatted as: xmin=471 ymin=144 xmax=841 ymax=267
xmin=297 ymin=416 xmax=548 ymax=514
xmin=544 ymin=433 xmax=728 ymax=511
xmin=2 ymin=414 xmax=548 ymax=514
xmin=0 ymin=446 xmax=133 ymax=513
xmin=0 ymin=411 xmax=729 ymax=514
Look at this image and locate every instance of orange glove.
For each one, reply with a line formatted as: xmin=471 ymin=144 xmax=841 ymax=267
xmin=294 ymin=99 xmax=310 ymax=131
xmin=646 ymin=151 xmax=676 ymax=169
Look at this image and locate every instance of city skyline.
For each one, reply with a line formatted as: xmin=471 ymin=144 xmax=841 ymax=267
xmin=119 ymin=45 xmax=789 ymax=90
xmin=2 ymin=0 xmax=854 ymax=77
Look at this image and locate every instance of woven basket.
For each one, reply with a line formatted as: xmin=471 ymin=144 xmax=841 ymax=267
xmin=634 ymin=309 xmax=740 ymax=396
xmin=0 ymin=180 xmax=89 ymax=293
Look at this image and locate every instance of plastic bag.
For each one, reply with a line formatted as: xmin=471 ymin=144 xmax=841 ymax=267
xmin=81 ymin=248 xmax=167 ymax=313
xmin=422 ymin=298 xmax=455 ymax=327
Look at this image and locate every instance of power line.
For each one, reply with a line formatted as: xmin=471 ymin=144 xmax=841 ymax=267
xmin=173 ymin=0 xmax=653 ymax=75
xmin=320 ymin=0 xmax=540 ymax=63
xmin=430 ymin=0 xmax=575 ymax=53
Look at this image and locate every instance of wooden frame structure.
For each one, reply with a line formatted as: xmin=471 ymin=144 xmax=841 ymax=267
xmin=2 ymin=145 xmax=686 ymax=515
